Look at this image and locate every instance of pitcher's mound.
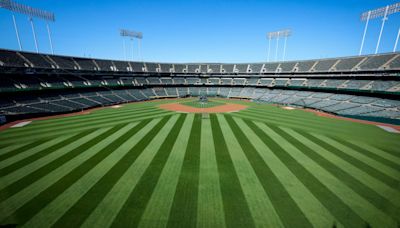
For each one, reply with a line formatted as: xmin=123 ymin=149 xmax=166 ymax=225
xmin=159 ymin=103 xmax=248 ymax=113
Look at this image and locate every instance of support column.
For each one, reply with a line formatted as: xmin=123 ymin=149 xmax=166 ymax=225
xmin=359 ymin=11 xmax=371 ymax=55
xmin=46 ymin=22 xmax=54 ymax=54
xmin=394 ymin=28 xmax=400 ymax=52
xmin=283 ymin=36 xmax=288 ymax=61
xmin=29 ymin=17 xmax=39 ymax=53
xmin=275 ymin=35 xmax=280 ymax=62
xmin=267 ymin=37 xmax=271 ymax=62
xmin=375 ymin=5 xmax=389 ymax=54
xmin=12 ymin=15 xmax=22 ymax=51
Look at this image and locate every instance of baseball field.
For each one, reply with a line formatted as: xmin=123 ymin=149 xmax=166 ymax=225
xmin=0 ymin=98 xmax=399 ymax=227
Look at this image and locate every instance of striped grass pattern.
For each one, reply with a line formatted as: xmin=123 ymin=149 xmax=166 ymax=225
xmin=181 ymin=99 xmax=225 ymax=109
xmin=0 ymin=99 xmax=399 ymax=227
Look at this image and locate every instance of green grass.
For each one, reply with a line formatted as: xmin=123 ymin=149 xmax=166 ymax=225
xmin=0 ymin=98 xmax=399 ymax=227
xmin=181 ymin=99 xmax=224 ymax=108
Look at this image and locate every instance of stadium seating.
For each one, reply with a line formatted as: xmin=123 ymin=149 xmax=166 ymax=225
xmin=334 ymin=57 xmax=364 ymax=71
xmin=0 ymin=49 xmax=399 ymax=122
xmin=248 ymin=64 xmax=263 ymax=73
xmin=313 ymin=59 xmax=337 ymax=71
xmin=295 ymin=61 xmax=315 ymax=72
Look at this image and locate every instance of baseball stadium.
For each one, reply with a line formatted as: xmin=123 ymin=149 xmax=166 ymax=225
xmin=0 ymin=0 xmax=400 ymax=227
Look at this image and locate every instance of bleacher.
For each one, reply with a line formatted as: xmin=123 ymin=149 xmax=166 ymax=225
xmin=174 ymin=64 xmax=186 ymax=73
xmin=146 ymin=63 xmax=159 ymax=72
xmin=359 ymin=54 xmax=396 ymax=70
xmin=235 ymin=64 xmax=248 ymax=73
xmin=208 ymin=64 xmax=221 ymax=73
xmin=279 ymin=62 xmax=296 ymax=72
xmin=22 ymin=53 xmax=54 ymax=68
xmin=95 ymin=59 xmax=114 ymax=71
xmin=0 ymin=50 xmax=29 ymax=67
xmin=334 ymin=57 xmax=364 ymax=71
xmin=249 ymin=64 xmax=263 ymax=73
xmin=313 ymin=59 xmax=337 ymax=71
xmin=296 ymin=61 xmax=315 ymax=72
xmin=0 ymin=48 xmax=399 ymax=122
xmin=188 ymin=65 xmax=200 ymax=73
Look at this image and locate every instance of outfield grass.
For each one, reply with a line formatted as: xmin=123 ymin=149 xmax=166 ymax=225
xmin=0 ymin=98 xmax=399 ymax=227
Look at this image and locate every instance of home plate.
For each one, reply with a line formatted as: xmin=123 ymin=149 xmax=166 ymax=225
xmin=111 ymin=105 xmax=122 ymax=108
xmin=377 ymin=125 xmax=400 ymax=133
xmin=11 ymin=121 xmax=32 ymax=128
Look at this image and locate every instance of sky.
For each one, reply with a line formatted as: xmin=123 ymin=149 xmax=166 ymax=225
xmin=0 ymin=0 xmax=400 ymax=63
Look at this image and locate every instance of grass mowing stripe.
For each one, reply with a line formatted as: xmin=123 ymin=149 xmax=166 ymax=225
xmin=196 ymin=118 xmax=226 ymax=228
xmin=252 ymin=122 xmax=365 ymax=227
xmin=231 ymin=111 xmax=351 ymax=136
xmin=209 ymin=114 xmax=256 ymax=228
xmin=166 ymin=114 xmax=202 ymax=228
xmin=0 ymin=139 xmax=51 ymax=162
xmin=266 ymin=124 xmax=396 ymax=228
xmin=237 ymin=118 xmax=340 ymax=228
xmin=0 ymin=126 xmax=117 ymax=223
xmin=0 ymin=112 xmax=172 ymax=145
xmin=0 ymin=143 xmax=33 ymax=157
xmin=0 ymin=109 xmax=168 ymax=142
xmin=333 ymin=137 xmax=400 ymax=172
xmin=349 ymin=140 xmax=400 ymax=164
xmin=27 ymin=106 xmax=157 ymax=126
xmin=24 ymin=119 xmax=166 ymax=228
xmin=23 ymin=106 xmax=160 ymax=130
xmin=243 ymin=108 xmax=329 ymax=125
xmin=0 ymin=134 xmax=83 ymax=171
xmin=50 ymin=116 xmax=175 ymax=228
xmin=288 ymin=129 xmax=400 ymax=220
xmin=138 ymin=114 xmax=195 ymax=228
xmin=110 ymin=114 xmax=187 ymax=228
xmin=0 ymin=130 xmax=95 ymax=177
xmin=0 ymin=124 xmax=136 ymax=226
xmin=0 ymin=128 xmax=111 ymax=195
xmin=304 ymin=131 xmax=400 ymax=205
xmin=0 ymin=125 xmax=125 ymax=205
xmin=0 ymin=120 xmax=153 ymax=225
xmin=81 ymin=115 xmax=181 ymax=228
xmin=220 ymin=115 xmax=287 ymax=228
xmin=0 ymin=137 xmax=71 ymax=171
xmin=225 ymin=115 xmax=309 ymax=228
xmin=311 ymin=134 xmax=400 ymax=187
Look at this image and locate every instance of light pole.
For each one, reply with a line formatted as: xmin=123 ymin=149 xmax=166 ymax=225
xmin=0 ymin=0 xmax=56 ymax=53
xmin=359 ymin=3 xmax=400 ymax=55
xmin=267 ymin=29 xmax=292 ymax=62
xmin=120 ymin=29 xmax=143 ymax=61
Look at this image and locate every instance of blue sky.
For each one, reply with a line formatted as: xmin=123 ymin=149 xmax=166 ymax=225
xmin=0 ymin=0 xmax=400 ymax=63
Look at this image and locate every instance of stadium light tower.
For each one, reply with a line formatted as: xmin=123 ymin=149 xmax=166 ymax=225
xmin=0 ymin=0 xmax=55 ymax=54
xmin=266 ymin=33 xmax=272 ymax=62
xmin=120 ymin=29 xmax=143 ymax=61
xmin=267 ymin=29 xmax=292 ymax=62
xmin=359 ymin=2 xmax=400 ymax=55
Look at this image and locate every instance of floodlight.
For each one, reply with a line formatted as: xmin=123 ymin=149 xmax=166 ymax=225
xmin=0 ymin=0 xmax=55 ymax=21
xmin=120 ymin=29 xmax=143 ymax=61
xmin=359 ymin=2 xmax=400 ymax=55
xmin=267 ymin=29 xmax=292 ymax=62
xmin=120 ymin=29 xmax=143 ymax=39
xmin=0 ymin=0 xmax=55 ymax=53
